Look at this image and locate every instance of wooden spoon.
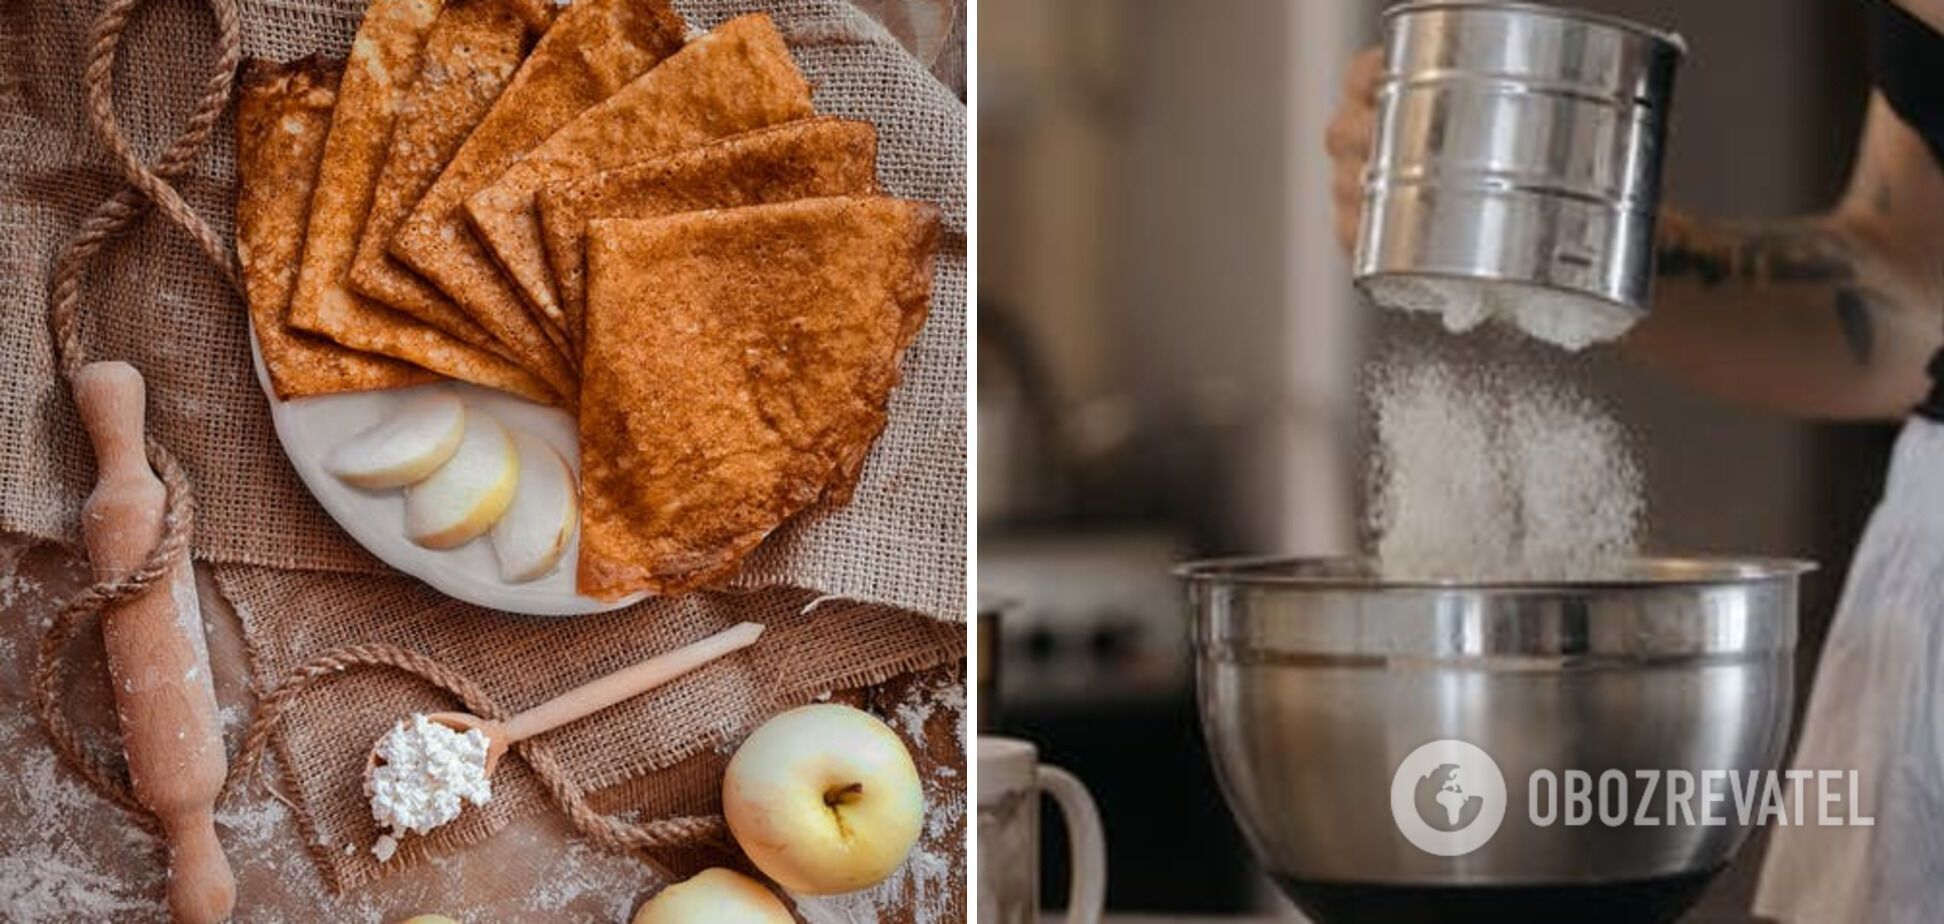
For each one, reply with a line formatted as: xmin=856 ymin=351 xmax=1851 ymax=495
xmin=367 ymin=621 xmax=765 ymax=782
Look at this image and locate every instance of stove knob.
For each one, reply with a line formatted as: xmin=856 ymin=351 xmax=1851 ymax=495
xmin=1089 ymin=616 xmax=1142 ymax=661
xmin=1025 ymin=625 xmax=1059 ymax=662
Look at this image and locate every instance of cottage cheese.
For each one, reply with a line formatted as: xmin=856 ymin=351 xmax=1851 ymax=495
xmin=367 ymin=714 xmax=493 ymax=860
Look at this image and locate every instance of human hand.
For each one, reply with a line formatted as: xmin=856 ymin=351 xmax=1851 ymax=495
xmin=1325 ymin=46 xmax=1384 ymax=256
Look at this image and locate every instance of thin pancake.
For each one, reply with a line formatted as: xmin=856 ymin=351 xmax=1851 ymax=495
xmin=468 ymin=13 xmax=814 ymax=338
xmin=236 ymin=57 xmax=436 ymax=399
xmin=284 ymin=0 xmax=553 ymax=404
xmin=502 ymin=0 xmax=556 ymax=33
xmin=348 ymin=0 xmax=532 ymax=357
xmin=577 ymin=196 xmax=939 ymax=600
xmin=536 ymin=118 xmax=877 ymax=356
xmin=390 ymin=0 xmax=687 ymax=402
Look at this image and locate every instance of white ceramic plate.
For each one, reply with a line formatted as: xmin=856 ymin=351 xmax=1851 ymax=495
xmin=249 ymin=326 xmax=644 ymax=616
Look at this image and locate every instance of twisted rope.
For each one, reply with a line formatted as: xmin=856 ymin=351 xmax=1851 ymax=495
xmin=33 ymin=0 xmax=239 ymax=836
xmin=34 ymin=0 xmax=723 ymax=865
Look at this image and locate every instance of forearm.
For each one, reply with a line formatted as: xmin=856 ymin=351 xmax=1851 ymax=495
xmin=1623 ymin=208 xmax=1939 ymax=419
xmin=1621 ymin=91 xmax=1944 ymax=420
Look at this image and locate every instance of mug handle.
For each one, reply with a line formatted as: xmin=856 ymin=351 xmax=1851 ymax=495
xmin=1038 ymin=765 xmax=1106 ymax=924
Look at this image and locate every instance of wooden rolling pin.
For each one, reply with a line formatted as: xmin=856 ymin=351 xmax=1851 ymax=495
xmin=75 ymin=361 xmax=235 ymax=924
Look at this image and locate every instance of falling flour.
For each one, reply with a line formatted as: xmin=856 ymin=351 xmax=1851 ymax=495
xmin=1369 ymin=355 xmax=1643 ymax=580
xmin=367 ymin=714 xmax=494 ymax=862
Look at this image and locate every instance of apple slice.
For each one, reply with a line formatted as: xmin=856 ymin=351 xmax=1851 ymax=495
xmin=490 ymin=431 xmax=578 ymax=582
xmin=404 ymin=410 xmax=519 ymax=549
xmin=324 ymin=392 xmax=467 ymax=489
xmin=631 ymin=868 xmax=791 ymax=924
xmin=722 ymin=704 xmax=925 ymax=895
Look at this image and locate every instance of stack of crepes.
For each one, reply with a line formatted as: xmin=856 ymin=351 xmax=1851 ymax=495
xmin=235 ymin=0 xmax=942 ymax=600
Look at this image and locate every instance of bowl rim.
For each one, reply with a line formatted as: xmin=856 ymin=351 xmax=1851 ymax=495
xmin=1175 ymin=554 xmax=1816 ymax=592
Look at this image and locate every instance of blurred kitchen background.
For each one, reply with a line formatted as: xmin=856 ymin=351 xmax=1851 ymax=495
xmin=977 ymin=0 xmax=1890 ymax=918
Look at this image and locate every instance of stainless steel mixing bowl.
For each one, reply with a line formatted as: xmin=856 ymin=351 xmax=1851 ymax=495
xmin=1183 ymin=556 xmax=1811 ymax=924
xmin=1354 ymin=1 xmax=1685 ymax=321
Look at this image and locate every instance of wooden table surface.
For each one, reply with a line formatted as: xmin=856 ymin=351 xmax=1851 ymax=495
xmin=0 ymin=4 xmax=965 ymax=922
xmin=0 ymin=537 xmax=964 ymax=922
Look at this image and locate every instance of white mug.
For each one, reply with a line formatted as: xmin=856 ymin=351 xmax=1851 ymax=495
xmin=978 ymin=735 xmax=1106 ymax=924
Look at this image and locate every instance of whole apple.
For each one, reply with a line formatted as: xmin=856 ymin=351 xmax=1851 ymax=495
xmin=631 ymin=867 xmax=792 ymax=923
xmin=722 ymin=703 xmax=925 ymax=894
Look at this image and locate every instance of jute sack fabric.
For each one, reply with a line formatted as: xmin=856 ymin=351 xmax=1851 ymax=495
xmin=4 ymin=0 xmax=967 ymax=897
xmin=217 ymin=568 xmax=964 ymax=890
xmin=0 ymin=0 xmax=968 ymax=620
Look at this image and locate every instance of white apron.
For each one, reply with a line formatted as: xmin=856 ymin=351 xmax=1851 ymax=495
xmin=1756 ymin=417 xmax=1944 ymax=923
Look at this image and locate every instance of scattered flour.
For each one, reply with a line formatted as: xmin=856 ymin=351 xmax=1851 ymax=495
xmin=213 ymin=791 xmax=291 ymax=850
xmin=0 ymin=540 xmax=68 ymax=614
xmin=0 ymin=854 xmax=156 ymax=920
xmin=1369 ymin=355 xmax=1643 ymax=580
xmin=0 ymin=542 xmax=33 ymax=611
xmin=217 ymin=703 xmax=246 ymax=736
xmin=367 ymin=714 xmax=494 ymax=860
xmin=1365 ymin=275 xmax=1640 ymax=352
xmin=523 ymin=840 xmax=643 ymax=921
xmin=0 ymin=705 xmax=166 ymax=922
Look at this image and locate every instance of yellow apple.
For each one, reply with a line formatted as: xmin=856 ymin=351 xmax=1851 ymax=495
xmin=490 ymin=431 xmax=578 ymax=582
xmin=722 ymin=704 xmax=924 ymax=895
xmin=630 ymin=867 xmax=792 ymax=924
xmin=404 ymin=410 xmax=518 ymax=549
xmin=325 ymin=391 xmax=465 ymax=489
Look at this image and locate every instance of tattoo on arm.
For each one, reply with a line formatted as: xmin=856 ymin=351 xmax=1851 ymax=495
xmin=1834 ymin=289 xmax=1877 ymax=365
xmin=1655 ymin=218 xmax=1854 ymax=287
xmin=1655 ymin=215 xmax=1883 ymax=364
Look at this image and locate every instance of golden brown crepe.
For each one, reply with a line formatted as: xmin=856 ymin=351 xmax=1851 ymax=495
xmin=536 ymin=117 xmax=878 ymax=356
xmin=468 ymin=13 xmax=815 ymax=341
xmin=576 ymin=196 xmax=939 ymax=600
xmin=348 ymin=0 xmax=533 ymax=358
xmin=235 ymin=57 xmax=437 ymax=400
xmin=389 ymin=0 xmax=687 ymax=402
xmin=502 ymin=0 xmax=556 ymax=33
xmin=284 ymin=0 xmax=554 ymax=405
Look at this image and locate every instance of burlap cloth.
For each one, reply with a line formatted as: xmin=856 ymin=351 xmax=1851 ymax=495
xmin=3 ymin=0 xmax=965 ymax=895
